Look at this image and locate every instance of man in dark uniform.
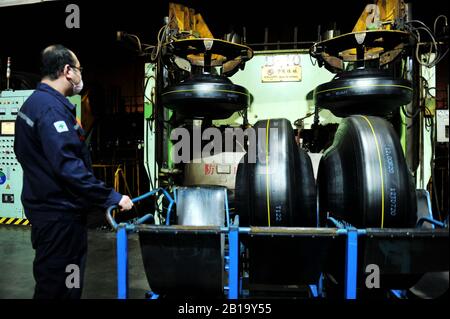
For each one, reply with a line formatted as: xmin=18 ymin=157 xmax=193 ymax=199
xmin=14 ymin=44 xmax=134 ymax=299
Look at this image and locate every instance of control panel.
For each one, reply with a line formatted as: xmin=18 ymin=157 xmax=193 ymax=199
xmin=0 ymin=90 xmax=33 ymax=219
xmin=0 ymin=90 xmax=81 ymax=222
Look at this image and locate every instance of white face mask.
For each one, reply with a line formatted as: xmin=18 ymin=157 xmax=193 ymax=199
xmin=71 ymin=78 xmax=83 ymax=95
xmin=68 ymin=67 xmax=83 ymax=95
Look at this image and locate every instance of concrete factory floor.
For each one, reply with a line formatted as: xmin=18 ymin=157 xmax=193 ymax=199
xmin=0 ymin=224 xmax=150 ymax=299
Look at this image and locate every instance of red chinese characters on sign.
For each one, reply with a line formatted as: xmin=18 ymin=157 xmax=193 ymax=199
xmin=204 ymin=164 xmax=215 ymax=175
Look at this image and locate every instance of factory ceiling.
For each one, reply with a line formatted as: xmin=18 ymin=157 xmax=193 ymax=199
xmin=0 ymin=0 xmax=446 ymax=75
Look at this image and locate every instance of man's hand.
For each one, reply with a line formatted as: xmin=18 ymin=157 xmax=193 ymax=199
xmin=118 ymin=195 xmax=133 ymax=212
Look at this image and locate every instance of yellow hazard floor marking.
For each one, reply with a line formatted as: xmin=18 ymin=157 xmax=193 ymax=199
xmin=0 ymin=217 xmax=30 ymax=226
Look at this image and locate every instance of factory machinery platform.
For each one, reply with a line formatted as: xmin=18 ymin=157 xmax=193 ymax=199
xmin=106 ymin=188 xmax=449 ymax=300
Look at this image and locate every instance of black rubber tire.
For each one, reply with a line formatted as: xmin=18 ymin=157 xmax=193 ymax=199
xmin=296 ymin=146 xmax=318 ymax=227
xmin=314 ymin=69 xmax=413 ymax=117
xmin=235 ymin=153 xmax=251 ymax=226
xmin=318 ymin=115 xmax=417 ymax=228
xmin=161 ymin=74 xmax=250 ymax=119
xmin=235 ymin=118 xmax=317 ymax=227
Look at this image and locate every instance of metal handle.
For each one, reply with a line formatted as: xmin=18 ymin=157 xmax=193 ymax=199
xmin=106 ymin=188 xmax=175 ymax=231
xmin=417 ymin=217 xmax=447 ymax=229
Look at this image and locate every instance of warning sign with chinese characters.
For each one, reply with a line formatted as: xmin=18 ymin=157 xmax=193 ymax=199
xmin=261 ymin=54 xmax=302 ymax=82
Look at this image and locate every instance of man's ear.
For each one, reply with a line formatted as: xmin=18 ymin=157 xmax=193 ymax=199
xmin=63 ymin=64 xmax=71 ymax=77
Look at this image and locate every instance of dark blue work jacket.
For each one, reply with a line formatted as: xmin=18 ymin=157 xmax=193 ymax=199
xmin=14 ymin=83 xmax=121 ymax=221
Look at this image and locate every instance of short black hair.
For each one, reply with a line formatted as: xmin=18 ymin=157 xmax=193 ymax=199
xmin=40 ymin=44 xmax=76 ymax=80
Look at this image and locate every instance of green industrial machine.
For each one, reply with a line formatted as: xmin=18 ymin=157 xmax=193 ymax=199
xmin=144 ymin=50 xmax=339 ymax=193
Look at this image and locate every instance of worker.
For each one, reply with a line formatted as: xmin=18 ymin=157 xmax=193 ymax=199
xmin=14 ymin=44 xmax=134 ymax=299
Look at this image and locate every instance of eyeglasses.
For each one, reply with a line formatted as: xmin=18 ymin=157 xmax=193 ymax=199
xmin=69 ymin=65 xmax=83 ymax=73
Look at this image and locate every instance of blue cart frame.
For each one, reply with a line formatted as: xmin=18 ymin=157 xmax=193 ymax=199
xmin=107 ymin=189 xmax=448 ymax=300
